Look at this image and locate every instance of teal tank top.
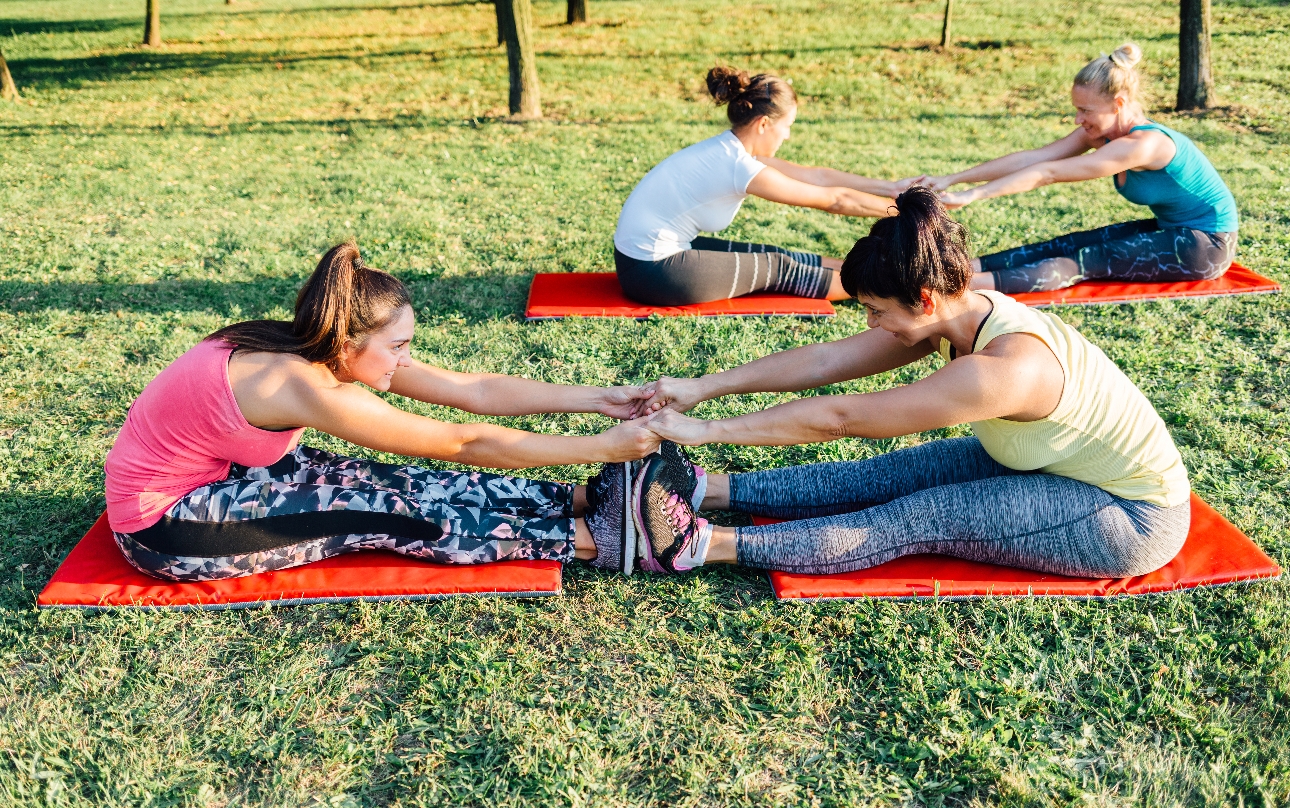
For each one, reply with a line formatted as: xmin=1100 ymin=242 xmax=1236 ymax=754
xmin=1113 ymin=122 xmax=1238 ymax=233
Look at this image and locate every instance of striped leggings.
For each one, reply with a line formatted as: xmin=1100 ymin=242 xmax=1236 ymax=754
xmin=615 ymin=236 xmax=834 ymax=305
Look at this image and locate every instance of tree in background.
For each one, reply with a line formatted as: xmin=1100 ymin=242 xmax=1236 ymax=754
xmin=494 ymin=0 xmax=505 ymax=45
xmin=498 ymin=0 xmax=541 ymax=118
xmin=0 ymin=47 xmax=19 ymax=102
xmin=568 ymin=0 xmax=587 ymax=24
xmin=143 ymin=0 xmax=161 ymax=46
xmin=939 ymin=0 xmax=953 ymax=47
xmin=1177 ymin=0 xmax=1214 ymax=109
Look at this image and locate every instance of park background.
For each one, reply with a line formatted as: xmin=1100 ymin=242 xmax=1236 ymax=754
xmin=1 ymin=0 xmax=1288 ymax=804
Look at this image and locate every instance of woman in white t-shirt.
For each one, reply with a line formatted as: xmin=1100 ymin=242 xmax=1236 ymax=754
xmin=614 ymin=66 xmax=903 ymax=305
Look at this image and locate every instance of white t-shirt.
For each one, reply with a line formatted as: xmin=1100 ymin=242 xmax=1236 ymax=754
xmin=613 ymin=130 xmax=767 ymax=261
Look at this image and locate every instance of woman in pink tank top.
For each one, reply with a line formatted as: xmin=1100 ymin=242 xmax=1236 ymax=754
xmin=105 ymin=242 xmax=657 ymax=581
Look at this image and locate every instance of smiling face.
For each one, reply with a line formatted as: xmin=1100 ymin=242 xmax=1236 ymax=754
xmin=740 ymin=104 xmax=797 ymax=158
xmin=337 ymin=304 xmax=415 ymax=390
xmin=856 ymin=292 xmax=938 ymax=346
xmin=1071 ymin=83 xmax=1126 ymax=140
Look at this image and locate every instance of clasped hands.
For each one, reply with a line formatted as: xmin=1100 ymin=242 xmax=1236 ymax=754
xmin=891 ymin=173 xmax=977 ymax=209
xmin=591 ymin=376 xmax=717 ymax=461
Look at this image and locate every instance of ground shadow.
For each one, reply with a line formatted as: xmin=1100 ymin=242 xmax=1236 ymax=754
xmin=5 ymin=43 xmax=499 ymax=90
xmin=0 ymin=0 xmax=491 ymax=37
xmin=0 ymin=271 xmax=537 ymax=326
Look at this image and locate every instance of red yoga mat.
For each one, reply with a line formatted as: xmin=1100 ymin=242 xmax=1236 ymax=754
xmin=755 ymin=494 xmax=1280 ymax=600
xmin=524 ymin=273 xmax=835 ymax=320
xmin=1008 ymin=262 xmax=1279 ymax=308
xmin=36 ymin=513 xmax=563 ymax=610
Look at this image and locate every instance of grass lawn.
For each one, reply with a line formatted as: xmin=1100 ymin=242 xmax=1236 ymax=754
xmin=2 ymin=0 xmax=1289 ymax=804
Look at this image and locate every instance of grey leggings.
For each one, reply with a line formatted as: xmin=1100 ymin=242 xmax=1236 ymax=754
xmin=978 ymin=219 xmax=1236 ymax=294
xmin=731 ymin=437 xmax=1189 ymax=578
xmin=615 ymin=236 xmax=834 ymax=306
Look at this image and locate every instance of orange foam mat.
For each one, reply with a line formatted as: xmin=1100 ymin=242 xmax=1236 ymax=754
xmin=757 ymin=494 xmax=1280 ymax=600
xmin=524 ymin=273 xmax=835 ymax=320
xmin=1008 ymin=262 xmax=1279 ymax=308
xmin=37 ymin=513 xmax=563 ymax=610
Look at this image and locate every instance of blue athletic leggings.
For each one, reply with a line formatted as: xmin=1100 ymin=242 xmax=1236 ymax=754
xmin=977 ymin=219 xmax=1236 ymax=295
xmin=730 ymin=437 xmax=1189 ymax=578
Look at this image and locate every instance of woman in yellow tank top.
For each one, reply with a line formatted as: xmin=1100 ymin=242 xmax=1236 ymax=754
xmin=625 ymin=187 xmax=1189 ymax=578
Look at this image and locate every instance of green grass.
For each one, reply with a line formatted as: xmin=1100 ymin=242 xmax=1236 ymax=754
xmin=2 ymin=0 xmax=1289 ymax=804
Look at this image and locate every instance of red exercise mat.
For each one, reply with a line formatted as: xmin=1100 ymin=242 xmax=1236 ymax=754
xmin=1008 ymin=262 xmax=1279 ymax=308
xmin=524 ymin=273 xmax=835 ymax=320
xmin=756 ymin=494 xmax=1280 ymax=600
xmin=37 ymin=513 xmax=563 ymax=610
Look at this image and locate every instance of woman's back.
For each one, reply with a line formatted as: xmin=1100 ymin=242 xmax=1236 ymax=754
xmin=104 ymin=339 xmax=303 ymax=534
xmin=613 ymin=130 xmax=765 ymax=261
xmin=938 ymin=290 xmax=1189 ymax=507
xmin=1116 ymin=122 xmax=1238 ymax=233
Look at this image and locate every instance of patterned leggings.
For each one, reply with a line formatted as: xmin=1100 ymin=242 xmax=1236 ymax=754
xmin=615 ymin=236 xmax=834 ymax=305
xmin=731 ymin=437 xmax=1189 ymax=578
xmin=978 ymin=219 xmax=1237 ymax=294
xmin=115 ymin=445 xmax=577 ymax=582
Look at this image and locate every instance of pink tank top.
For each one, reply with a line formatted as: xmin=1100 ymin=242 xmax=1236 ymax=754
xmin=104 ymin=339 xmax=305 ymax=534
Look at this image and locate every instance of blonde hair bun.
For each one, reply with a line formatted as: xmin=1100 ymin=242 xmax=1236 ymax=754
xmin=1074 ymin=42 xmax=1143 ymax=102
xmin=1108 ymin=42 xmax=1143 ymax=70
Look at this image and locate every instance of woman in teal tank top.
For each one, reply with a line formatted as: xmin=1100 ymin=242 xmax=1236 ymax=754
xmin=909 ymin=43 xmax=1238 ymax=294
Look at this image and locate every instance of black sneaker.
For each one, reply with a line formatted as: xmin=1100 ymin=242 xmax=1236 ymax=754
xmin=632 ymin=445 xmax=709 ymax=574
xmin=584 ymin=461 xmax=638 ymax=576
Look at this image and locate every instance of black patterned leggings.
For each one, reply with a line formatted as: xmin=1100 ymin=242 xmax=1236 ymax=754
xmin=615 ymin=236 xmax=834 ymax=305
xmin=115 ymin=445 xmax=577 ymax=582
xmin=978 ymin=219 xmax=1237 ymax=294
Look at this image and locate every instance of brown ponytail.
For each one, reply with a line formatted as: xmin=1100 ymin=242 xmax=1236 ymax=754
xmin=705 ymin=65 xmax=797 ymax=130
xmin=206 ymin=242 xmax=411 ymax=368
xmin=840 ymin=187 xmax=971 ymax=308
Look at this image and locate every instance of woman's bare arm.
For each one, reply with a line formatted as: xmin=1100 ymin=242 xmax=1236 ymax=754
xmin=922 ymin=129 xmax=1096 ymax=190
xmin=387 ymin=359 xmax=649 ymax=420
xmin=640 ymin=327 xmax=933 ymax=414
xmin=941 ymin=129 xmax=1174 ymax=208
xmin=745 ymin=166 xmax=894 ymax=218
xmin=648 ymin=334 xmax=1063 ymax=446
xmin=761 ymin=156 xmax=903 ymax=198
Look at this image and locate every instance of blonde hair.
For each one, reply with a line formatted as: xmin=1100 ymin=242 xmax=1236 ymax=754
xmin=1073 ymin=42 xmax=1143 ymax=103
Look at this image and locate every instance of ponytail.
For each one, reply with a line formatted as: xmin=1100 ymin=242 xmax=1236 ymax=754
xmin=206 ymin=241 xmax=411 ymax=368
xmin=840 ymin=187 xmax=971 ymax=307
xmin=705 ymin=65 xmax=797 ymax=130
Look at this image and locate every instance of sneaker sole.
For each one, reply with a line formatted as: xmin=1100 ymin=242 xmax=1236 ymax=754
xmin=632 ymin=457 xmax=669 ymax=574
xmin=621 ymin=462 xmax=635 ymax=577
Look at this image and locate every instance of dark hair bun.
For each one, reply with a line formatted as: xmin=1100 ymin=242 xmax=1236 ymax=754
xmin=840 ymin=186 xmax=972 ymax=306
xmin=706 ymin=65 xmax=751 ymax=105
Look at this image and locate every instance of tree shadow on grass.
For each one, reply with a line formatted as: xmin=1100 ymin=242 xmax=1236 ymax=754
xmin=6 ymin=43 xmax=499 ymax=91
xmin=0 ymin=0 xmax=491 ymax=37
xmin=0 ymin=271 xmax=534 ymax=325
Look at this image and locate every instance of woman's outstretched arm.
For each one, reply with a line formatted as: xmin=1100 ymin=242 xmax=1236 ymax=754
xmin=387 ymin=359 xmax=650 ymax=420
xmin=761 ymin=156 xmax=905 ymax=198
xmin=648 ymin=333 xmax=1062 ymax=446
xmin=745 ymin=166 xmax=894 ymax=218
xmin=639 ymin=327 xmax=932 ymax=415
xmin=917 ymin=129 xmax=1095 ymax=191
xmin=940 ymin=129 xmax=1173 ymax=209
xmin=294 ymin=372 xmax=660 ymax=467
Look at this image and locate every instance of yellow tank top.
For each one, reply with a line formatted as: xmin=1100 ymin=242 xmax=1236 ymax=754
xmin=937 ymin=291 xmax=1190 ymax=507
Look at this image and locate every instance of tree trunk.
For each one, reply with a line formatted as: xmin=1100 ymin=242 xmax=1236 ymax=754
xmin=494 ymin=0 xmax=506 ymax=45
xmin=143 ymin=0 xmax=161 ymax=46
xmin=567 ymin=0 xmax=587 ymax=24
xmin=1177 ymin=0 xmax=1214 ymax=110
xmin=939 ymin=0 xmax=953 ymax=47
xmin=0 ymin=48 xmax=19 ymax=102
xmin=499 ymin=0 xmax=541 ymax=118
